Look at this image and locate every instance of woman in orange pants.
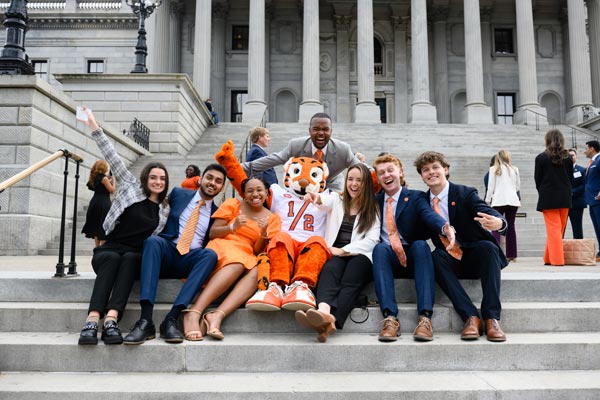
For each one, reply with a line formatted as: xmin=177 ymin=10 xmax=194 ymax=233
xmin=534 ymin=129 xmax=573 ymax=266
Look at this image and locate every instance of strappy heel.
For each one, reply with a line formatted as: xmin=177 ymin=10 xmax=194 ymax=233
xmin=203 ymin=309 xmax=226 ymax=340
xmin=181 ymin=309 xmax=203 ymax=341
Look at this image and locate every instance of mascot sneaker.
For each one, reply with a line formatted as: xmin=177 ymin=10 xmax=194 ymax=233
xmin=245 ymin=282 xmax=284 ymax=311
xmin=281 ymin=281 xmax=316 ymax=311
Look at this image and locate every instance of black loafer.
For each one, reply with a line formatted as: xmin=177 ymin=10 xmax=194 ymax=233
xmin=101 ymin=320 xmax=123 ymax=345
xmin=159 ymin=317 xmax=184 ymax=343
xmin=78 ymin=321 xmax=98 ymax=345
xmin=123 ymin=319 xmax=156 ymax=345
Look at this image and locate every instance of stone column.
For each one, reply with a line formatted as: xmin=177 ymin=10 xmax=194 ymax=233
xmin=335 ymin=14 xmax=352 ymax=123
xmin=210 ymin=2 xmax=228 ymax=121
xmin=513 ymin=0 xmax=547 ymax=125
xmin=265 ymin=4 xmax=272 ymax=121
xmin=431 ymin=6 xmax=449 ymax=123
xmin=168 ymin=0 xmax=184 ymax=73
xmin=193 ymin=0 xmax=212 ymax=99
xmin=355 ymin=0 xmax=381 ymax=123
xmin=391 ymin=15 xmax=409 ymax=123
xmin=147 ymin=0 xmax=170 ymax=73
xmin=566 ymin=0 xmax=594 ymax=124
xmin=561 ymin=9 xmax=572 ymax=113
xmin=298 ymin=0 xmax=323 ymax=122
xmin=243 ymin=0 xmax=267 ymax=122
xmin=480 ymin=7 xmax=494 ymax=110
xmin=587 ymin=0 xmax=600 ymax=107
xmin=462 ymin=0 xmax=493 ymax=123
xmin=409 ymin=0 xmax=437 ymax=123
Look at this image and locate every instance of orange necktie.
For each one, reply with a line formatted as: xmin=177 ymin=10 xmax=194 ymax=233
xmin=176 ymin=200 xmax=205 ymax=255
xmin=315 ymin=149 xmax=323 ymax=163
xmin=587 ymin=159 xmax=593 ymax=175
xmin=386 ymin=197 xmax=407 ymax=267
xmin=432 ymin=196 xmax=463 ymax=260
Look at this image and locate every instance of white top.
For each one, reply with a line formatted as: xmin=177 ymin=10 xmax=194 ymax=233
xmin=318 ymin=191 xmax=381 ymax=262
xmin=485 ymin=165 xmax=521 ymax=207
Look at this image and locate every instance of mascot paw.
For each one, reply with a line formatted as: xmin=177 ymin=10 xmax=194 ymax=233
xmin=215 ymin=140 xmax=236 ymax=163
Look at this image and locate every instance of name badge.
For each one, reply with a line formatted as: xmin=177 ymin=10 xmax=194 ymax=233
xmin=574 ymin=171 xmax=582 ymax=178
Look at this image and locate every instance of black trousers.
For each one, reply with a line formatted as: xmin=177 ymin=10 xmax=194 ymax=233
xmin=88 ymin=242 xmax=141 ymax=319
xmin=316 ymin=254 xmax=372 ymax=329
xmin=568 ymin=207 xmax=584 ymax=239
xmin=432 ymin=240 xmax=502 ymax=322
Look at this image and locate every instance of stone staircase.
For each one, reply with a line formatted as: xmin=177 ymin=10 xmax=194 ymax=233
xmin=43 ymin=122 xmax=595 ymax=257
xmin=1 ymin=260 xmax=600 ymax=398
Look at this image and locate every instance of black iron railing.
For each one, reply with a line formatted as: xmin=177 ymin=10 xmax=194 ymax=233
xmin=123 ymin=118 xmax=150 ymax=150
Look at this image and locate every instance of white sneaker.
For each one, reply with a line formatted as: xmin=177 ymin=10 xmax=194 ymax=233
xmin=281 ymin=281 xmax=316 ymax=311
xmin=245 ymin=282 xmax=284 ymax=311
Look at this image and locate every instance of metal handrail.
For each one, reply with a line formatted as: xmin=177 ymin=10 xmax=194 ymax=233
xmin=0 ymin=149 xmax=84 ymax=278
xmin=520 ymin=108 xmax=600 ymax=148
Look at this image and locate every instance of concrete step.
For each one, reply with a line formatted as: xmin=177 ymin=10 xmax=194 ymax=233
xmin=2 ymin=267 xmax=600 ymax=303
xmin=1 ymin=301 xmax=599 ymax=335
xmin=1 ymin=370 xmax=599 ymax=399
xmin=1 ymin=332 xmax=599 ymax=373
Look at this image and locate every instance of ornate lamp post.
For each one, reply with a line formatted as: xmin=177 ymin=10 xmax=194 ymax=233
xmin=126 ymin=0 xmax=162 ymax=73
xmin=0 ymin=0 xmax=34 ymax=75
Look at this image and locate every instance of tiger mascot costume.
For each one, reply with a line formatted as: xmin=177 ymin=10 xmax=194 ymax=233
xmin=215 ymin=140 xmax=331 ymax=311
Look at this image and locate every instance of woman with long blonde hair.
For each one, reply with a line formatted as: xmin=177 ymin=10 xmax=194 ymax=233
xmin=485 ymin=150 xmax=521 ymax=261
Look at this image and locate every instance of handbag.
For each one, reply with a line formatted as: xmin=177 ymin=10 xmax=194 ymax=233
xmin=562 ymin=239 xmax=597 ymax=266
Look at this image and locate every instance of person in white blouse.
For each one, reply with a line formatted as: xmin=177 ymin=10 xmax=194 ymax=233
xmin=485 ymin=150 xmax=521 ymax=261
xmin=296 ymin=163 xmax=380 ymax=342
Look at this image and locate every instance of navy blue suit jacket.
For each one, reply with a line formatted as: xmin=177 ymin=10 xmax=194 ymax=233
xmin=376 ymin=186 xmax=447 ymax=245
xmin=585 ymin=156 xmax=600 ymax=207
xmin=572 ymin=164 xmax=586 ymax=209
xmin=427 ymin=182 xmax=508 ymax=268
xmin=159 ymin=187 xmax=217 ymax=248
xmin=246 ymin=144 xmax=278 ymax=186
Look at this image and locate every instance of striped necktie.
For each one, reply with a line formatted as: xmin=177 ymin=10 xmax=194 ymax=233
xmin=386 ymin=197 xmax=407 ymax=267
xmin=176 ymin=200 xmax=205 ymax=255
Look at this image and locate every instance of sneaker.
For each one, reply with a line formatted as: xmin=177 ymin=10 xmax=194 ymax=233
xmin=245 ymin=282 xmax=284 ymax=311
xmin=281 ymin=281 xmax=316 ymax=311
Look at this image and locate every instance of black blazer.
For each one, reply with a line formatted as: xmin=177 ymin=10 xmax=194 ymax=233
xmin=427 ymin=182 xmax=508 ymax=269
xmin=534 ymin=152 xmax=573 ymax=211
xmin=376 ymin=187 xmax=446 ymax=245
xmin=571 ymin=164 xmax=586 ymax=209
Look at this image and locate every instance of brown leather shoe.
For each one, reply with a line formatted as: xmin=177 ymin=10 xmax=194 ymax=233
xmin=485 ymin=318 xmax=507 ymax=342
xmin=461 ymin=316 xmax=482 ymax=340
xmin=378 ymin=317 xmax=400 ymax=342
xmin=413 ymin=316 xmax=433 ymax=342
xmin=317 ymin=322 xmax=336 ymax=343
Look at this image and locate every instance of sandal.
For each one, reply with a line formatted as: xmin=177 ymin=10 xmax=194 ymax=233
xmin=181 ymin=309 xmax=204 ymax=341
xmin=202 ymin=309 xmax=226 ymax=340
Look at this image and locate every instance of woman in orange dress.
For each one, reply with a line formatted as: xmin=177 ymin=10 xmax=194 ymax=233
xmin=181 ymin=164 xmax=201 ymax=190
xmin=181 ymin=176 xmax=281 ymax=340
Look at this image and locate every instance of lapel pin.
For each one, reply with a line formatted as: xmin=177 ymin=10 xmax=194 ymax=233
xmin=404 ymin=197 xmax=408 ymax=202
xmin=451 ymin=201 xmax=456 ymax=206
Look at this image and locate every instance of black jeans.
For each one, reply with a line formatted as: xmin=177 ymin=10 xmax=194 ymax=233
xmin=88 ymin=242 xmax=141 ymax=319
xmin=316 ymin=254 xmax=372 ymax=329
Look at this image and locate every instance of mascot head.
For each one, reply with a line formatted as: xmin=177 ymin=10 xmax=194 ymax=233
xmin=283 ymin=157 xmax=329 ymax=196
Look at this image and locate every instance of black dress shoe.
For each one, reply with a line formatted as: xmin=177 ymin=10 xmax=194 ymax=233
xmin=78 ymin=321 xmax=98 ymax=345
xmin=160 ymin=317 xmax=184 ymax=343
xmin=123 ymin=319 xmax=156 ymax=345
xmin=101 ymin=320 xmax=123 ymax=345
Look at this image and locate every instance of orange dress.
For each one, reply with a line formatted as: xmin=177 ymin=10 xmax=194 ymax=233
xmin=207 ymin=198 xmax=281 ymax=271
xmin=181 ymin=176 xmax=200 ymax=190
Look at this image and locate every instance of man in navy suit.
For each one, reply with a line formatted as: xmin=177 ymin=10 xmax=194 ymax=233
xmin=584 ymin=140 xmax=600 ymax=260
xmin=246 ymin=126 xmax=278 ymax=187
xmin=414 ymin=151 xmax=508 ymax=342
xmin=124 ymin=164 xmax=227 ymax=345
xmin=372 ymin=154 xmax=455 ymax=342
xmin=568 ymin=148 xmax=587 ymax=239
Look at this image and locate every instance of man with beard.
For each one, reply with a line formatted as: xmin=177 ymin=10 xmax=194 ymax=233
xmin=241 ymin=113 xmax=360 ymax=192
xmin=124 ymin=164 xmax=227 ymax=345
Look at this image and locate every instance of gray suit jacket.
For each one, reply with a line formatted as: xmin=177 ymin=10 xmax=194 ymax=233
xmin=241 ymin=137 xmax=359 ymax=192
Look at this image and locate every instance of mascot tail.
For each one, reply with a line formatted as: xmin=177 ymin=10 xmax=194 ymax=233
xmin=215 ymin=140 xmax=247 ymax=196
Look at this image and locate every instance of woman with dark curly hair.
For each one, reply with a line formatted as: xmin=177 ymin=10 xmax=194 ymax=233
xmin=81 ymin=159 xmax=115 ymax=247
xmin=534 ymin=129 xmax=573 ymax=266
